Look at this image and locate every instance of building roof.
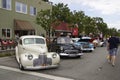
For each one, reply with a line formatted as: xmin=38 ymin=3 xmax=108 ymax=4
xmin=52 ymin=21 xmax=72 ymax=32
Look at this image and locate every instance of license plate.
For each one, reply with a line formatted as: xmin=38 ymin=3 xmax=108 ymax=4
xmin=41 ymin=64 xmax=46 ymax=66
xmin=69 ymin=54 xmax=76 ymax=57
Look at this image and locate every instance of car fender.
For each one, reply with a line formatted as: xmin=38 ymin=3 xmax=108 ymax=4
xmin=46 ymin=52 xmax=60 ymax=64
xmin=19 ymin=53 xmax=36 ymax=66
xmin=15 ymin=46 xmax=20 ymax=63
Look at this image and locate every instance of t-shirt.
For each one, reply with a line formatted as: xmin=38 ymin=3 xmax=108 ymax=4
xmin=108 ymin=36 xmax=119 ymax=49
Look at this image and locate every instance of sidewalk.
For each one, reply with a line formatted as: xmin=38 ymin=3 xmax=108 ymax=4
xmin=0 ymin=65 xmax=74 ymax=80
xmin=0 ymin=67 xmax=52 ymax=80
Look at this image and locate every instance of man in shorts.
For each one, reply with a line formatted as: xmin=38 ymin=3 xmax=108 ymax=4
xmin=107 ymin=35 xmax=119 ymax=67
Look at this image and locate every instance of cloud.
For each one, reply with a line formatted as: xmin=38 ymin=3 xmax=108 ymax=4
xmin=50 ymin=0 xmax=120 ymax=15
xmin=79 ymin=0 xmax=120 ymax=15
xmin=49 ymin=0 xmax=120 ymax=29
xmin=107 ymin=21 xmax=120 ymax=29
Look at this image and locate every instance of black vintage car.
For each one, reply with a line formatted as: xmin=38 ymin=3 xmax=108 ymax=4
xmin=48 ymin=37 xmax=83 ymax=58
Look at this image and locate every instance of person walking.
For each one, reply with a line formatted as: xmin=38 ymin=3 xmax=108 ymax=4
xmin=107 ymin=35 xmax=119 ymax=67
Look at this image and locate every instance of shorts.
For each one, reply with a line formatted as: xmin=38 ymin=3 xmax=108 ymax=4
xmin=109 ymin=48 xmax=118 ymax=56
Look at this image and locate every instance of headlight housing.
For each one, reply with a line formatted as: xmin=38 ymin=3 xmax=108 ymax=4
xmin=28 ymin=54 xmax=33 ymax=60
xmin=60 ymin=46 xmax=64 ymax=50
xmin=52 ymin=53 xmax=57 ymax=58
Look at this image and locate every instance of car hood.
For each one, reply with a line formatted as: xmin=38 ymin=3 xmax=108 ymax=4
xmin=74 ymin=42 xmax=94 ymax=47
xmin=60 ymin=44 xmax=78 ymax=50
xmin=79 ymin=42 xmax=89 ymax=45
xmin=23 ymin=45 xmax=48 ymax=53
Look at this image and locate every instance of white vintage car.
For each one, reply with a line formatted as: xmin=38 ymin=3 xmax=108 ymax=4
xmin=15 ymin=35 xmax=60 ymax=70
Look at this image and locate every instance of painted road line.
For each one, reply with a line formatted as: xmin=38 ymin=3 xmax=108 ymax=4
xmin=0 ymin=65 xmax=74 ymax=80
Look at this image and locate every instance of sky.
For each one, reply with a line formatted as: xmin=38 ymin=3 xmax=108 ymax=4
xmin=49 ymin=0 xmax=120 ymax=30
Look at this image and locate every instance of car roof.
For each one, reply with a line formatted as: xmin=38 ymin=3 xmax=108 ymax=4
xmin=81 ymin=37 xmax=91 ymax=39
xmin=20 ymin=35 xmax=45 ymax=39
xmin=78 ymin=37 xmax=91 ymax=42
xmin=72 ymin=38 xmax=80 ymax=42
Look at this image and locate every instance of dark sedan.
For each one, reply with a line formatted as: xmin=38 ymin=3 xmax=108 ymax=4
xmin=48 ymin=37 xmax=83 ymax=58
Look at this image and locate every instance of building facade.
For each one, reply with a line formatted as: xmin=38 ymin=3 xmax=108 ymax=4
xmin=0 ymin=0 xmax=52 ymax=39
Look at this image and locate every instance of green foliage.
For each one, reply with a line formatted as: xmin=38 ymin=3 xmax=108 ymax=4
xmin=52 ymin=3 xmax=72 ymax=23
xmin=36 ymin=9 xmax=53 ymax=37
xmin=36 ymin=2 xmax=120 ymax=37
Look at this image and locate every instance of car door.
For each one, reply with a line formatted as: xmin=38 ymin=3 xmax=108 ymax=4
xmin=18 ymin=39 xmax=24 ymax=56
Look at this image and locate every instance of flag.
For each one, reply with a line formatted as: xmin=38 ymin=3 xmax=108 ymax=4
xmin=72 ymin=27 xmax=78 ymax=36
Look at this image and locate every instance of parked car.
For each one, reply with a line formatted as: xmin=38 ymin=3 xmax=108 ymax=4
xmin=97 ymin=41 xmax=105 ymax=47
xmin=72 ymin=38 xmax=80 ymax=42
xmin=15 ymin=35 xmax=60 ymax=70
xmin=48 ymin=37 xmax=83 ymax=58
xmin=74 ymin=37 xmax=94 ymax=52
xmin=92 ymin=38 xmax=105 ymax=47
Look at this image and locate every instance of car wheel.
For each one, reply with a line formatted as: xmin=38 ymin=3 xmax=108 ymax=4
xmin=77 ymin=56 xmax=81 ymax=58
xmin=19 ymin=59 xmax=24 ymax=70
xmin=89 ymin=50 xmax=92 ymax=52
xmin=49 ymin=47 xmax=52 ymax=52
xmin=101 ymin=44 xmax=104 ymax=47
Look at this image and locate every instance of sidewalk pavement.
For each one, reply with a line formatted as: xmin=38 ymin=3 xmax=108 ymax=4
xmin=0 ymin=65 xmax=74 ymax=80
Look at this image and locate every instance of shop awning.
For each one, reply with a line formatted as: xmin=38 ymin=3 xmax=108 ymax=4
xmin=14 ymin=20 xmax=34 ymax=30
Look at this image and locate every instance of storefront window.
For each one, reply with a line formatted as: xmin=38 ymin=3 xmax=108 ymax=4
xmin=2 ymin=28 xmax=11 ymax=38
xmin=7 ymin=29 xmax=10 ymax=37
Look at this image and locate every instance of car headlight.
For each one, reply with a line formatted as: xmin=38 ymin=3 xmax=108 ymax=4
xmin=60 ymin=46 xmax=64 ymax=50
xmin=52 ymin=53 xmax=57 ymax=58
xmin=28 ymin=54 xmax=33 ymax=60
xmin=80 ymin=46 xmax=83 ymax=49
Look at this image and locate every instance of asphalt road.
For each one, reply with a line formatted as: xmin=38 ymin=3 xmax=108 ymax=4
xmin=0 ymin=47 xmax=120 ymax=80
xmin=38 ymin=47 xmax=120 ymax=80
xmin=0 ymin=68 xmax=52 ymax=80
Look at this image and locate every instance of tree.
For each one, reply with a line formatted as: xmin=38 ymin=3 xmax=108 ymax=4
xmin=92 ymin=17 xmax=108 ymax=36
xmin=52 ymin=3 xmax=72 ymax=23
xmin=107 ymin=28 xmax=118 ymax=36
xmin=36 ymin=2 xmax=120 ymax=38
xmin=71 ymin=11 xmax=85 ymax=33
xmin=36 ymin=3 xmax=72 ymax=38
xmin=36 ymin=9 xmax=53 ymax=37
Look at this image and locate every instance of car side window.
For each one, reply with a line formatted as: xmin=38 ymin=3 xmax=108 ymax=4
xmin=24 ymin=38 xmax=34 ymax=44
xmin=36 ymin=38 xmax=45 ymax=44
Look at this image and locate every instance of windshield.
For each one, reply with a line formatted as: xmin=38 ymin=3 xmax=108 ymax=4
xmin=23 ymin=38 xmax=45 ymax=45
xmin=78 ymin=37 xmax=91 ymax=42
xmin=78 ymin=39 xmax=91 ymax=42
xmin=57 ymin=37 xmax=73 ymax=44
